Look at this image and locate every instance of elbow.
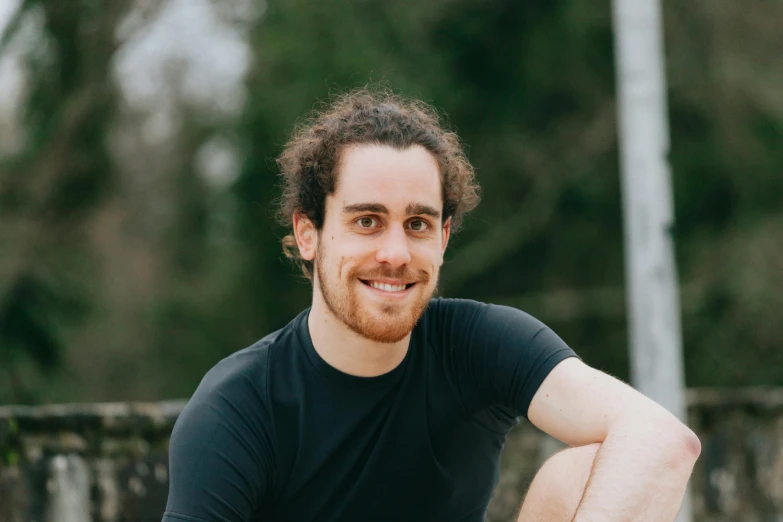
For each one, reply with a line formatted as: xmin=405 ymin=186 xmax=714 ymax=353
xmin=648 ymin=414 xmax=701 ymax=468
xmin=665 ymin=425 xmax=701 ymax=470
xmin=679 ymin=427 xmax=702 ymax=461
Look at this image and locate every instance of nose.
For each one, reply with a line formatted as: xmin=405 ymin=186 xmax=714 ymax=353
xmin=375 ymin=223 xmax=412 ymax=267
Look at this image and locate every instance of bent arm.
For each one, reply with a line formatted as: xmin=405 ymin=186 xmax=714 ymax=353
xmin=528 ymin=358 xmax=700 ymax=521
xmin=571 ymin=416 xmax=699 ymax=521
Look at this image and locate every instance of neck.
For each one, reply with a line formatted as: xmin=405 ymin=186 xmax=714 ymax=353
xmin=307 ymin=291 xmax=411 ymax=378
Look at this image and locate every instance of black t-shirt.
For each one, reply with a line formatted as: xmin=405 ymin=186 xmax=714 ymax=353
xmin=162 ymin=298 xmax=579 ymax=522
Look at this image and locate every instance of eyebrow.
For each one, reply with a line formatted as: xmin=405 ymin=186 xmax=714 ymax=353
xmin=342 ymin=202 xmax=441 ymax=219
xmin=405 ymin=202 xmax=441 ymax=219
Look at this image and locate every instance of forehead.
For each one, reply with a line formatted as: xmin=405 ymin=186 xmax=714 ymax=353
xmin=333 ymin=145 xmax=442 ymax=209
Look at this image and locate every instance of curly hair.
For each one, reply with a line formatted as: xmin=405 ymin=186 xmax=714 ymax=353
xmin=276 ymin=87 xmax=481 ymax=279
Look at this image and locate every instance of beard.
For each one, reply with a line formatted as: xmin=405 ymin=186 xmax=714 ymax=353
xmin=315 ymin=242 xmax=436 ymax=344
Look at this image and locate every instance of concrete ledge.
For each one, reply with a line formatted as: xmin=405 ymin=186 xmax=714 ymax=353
xmin=687 ymin=387 xmax=783 ymax=409
xmin=4 ymin=387 xmax=783 ymax=422
xmin=2 ymin=390 xmax=783 ymax=521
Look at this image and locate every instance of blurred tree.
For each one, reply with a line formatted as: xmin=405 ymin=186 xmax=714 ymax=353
xmin=0 ymin=0 xmax=131 ymax=402
xmin=236 ymin=0 xmax=629 ymax=371
xmin=1 ymin=0 xmax=781 ymax=404
xmin=237 ymin=0 xmax=783 ymax=388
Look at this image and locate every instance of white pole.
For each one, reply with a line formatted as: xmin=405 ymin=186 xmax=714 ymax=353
xmin=611 ymin=0 xmax=693 ymax=521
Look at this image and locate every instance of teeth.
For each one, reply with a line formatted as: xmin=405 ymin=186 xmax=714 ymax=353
xmin=369 ymin=281 xmax=406 ymax=292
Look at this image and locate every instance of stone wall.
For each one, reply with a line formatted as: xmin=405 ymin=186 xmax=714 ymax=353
xmin=1 ymin=389 xmax=782 ymax=521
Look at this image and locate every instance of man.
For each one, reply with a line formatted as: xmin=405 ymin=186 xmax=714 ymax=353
xmin=163 ymin=89 xmax=700 ymax=522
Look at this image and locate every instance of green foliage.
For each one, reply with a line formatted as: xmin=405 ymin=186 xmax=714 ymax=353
xmin=0 ymin=0 xmax=125 ymax=402
xmin=236 ymin=0 xmax=783 ymax=388
xmin=1 ymin=0 xmax=782 ymax=403
xmin=3 ymin=449 xmax=19 ymax=467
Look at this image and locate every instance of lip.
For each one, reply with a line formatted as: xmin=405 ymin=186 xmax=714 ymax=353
xmin=358 ymin=279 xmax=416 ymax=301
xmin=363 ymin=278 xmax=413 ymax=286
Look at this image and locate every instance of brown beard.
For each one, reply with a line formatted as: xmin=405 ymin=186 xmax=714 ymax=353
xmin=315 ymin=244 xmax=435 ymax=344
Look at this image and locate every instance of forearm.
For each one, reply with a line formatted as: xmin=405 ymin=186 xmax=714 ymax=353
xmin=572 ymin=418 xmax=701 ymax=522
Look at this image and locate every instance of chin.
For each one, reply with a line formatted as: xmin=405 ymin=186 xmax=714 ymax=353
xmin=358 ymin=326 xmax=410 ymax=344
xmin=359 ymin=302 xmax=429 ymax=344
xmin=318 ymin=266 xmax=435 ymax=344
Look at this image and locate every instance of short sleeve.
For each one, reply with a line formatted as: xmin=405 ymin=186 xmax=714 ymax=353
xmin=433 ymin=299 xmax=580 ymax=420
xmin=163 ymin=352 xmax=275 ymax=522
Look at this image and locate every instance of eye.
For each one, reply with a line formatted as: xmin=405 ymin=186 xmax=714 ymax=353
xmin=408 ymin=219 xmax=429 ymax=232
xmin=357 ymin=217 xmax=378 ymax=229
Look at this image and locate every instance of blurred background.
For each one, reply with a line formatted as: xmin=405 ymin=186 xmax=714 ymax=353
xmin=0 ymin=0 xmax=781 ymax=406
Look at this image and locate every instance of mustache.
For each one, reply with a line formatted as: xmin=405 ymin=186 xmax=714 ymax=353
xmin=354 ymin=267 xmax=431 ymax=284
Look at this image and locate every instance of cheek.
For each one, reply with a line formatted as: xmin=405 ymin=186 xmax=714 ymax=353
xmin=413 ymin=243 xmax=443 ymax=266
xmin=339 ymin=239 xmax=377 ymax=265
xmin=338 ymin=256 xmax=348 ymax=278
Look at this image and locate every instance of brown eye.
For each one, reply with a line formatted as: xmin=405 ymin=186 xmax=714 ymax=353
xmin=409 ymin=220 xmax=429 ymax=231
xmin=357 ymin=217 xmax=377 ymax=228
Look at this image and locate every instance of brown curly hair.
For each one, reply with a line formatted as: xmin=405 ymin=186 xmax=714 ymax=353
xmin=276 ymin=87 xmax=481 ymax=279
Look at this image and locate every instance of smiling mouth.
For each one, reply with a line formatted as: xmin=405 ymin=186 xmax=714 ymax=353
xmin=360 ymin=280 xmax=416 ymax=292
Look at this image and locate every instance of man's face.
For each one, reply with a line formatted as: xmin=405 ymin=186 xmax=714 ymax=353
xmin=311 ymin=144 xmax=450 ymax=343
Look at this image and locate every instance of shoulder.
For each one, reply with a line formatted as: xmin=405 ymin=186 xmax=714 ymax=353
xmin=423 ymin=297 xmax=546 ymax=342
xmin=167 ymin=324 xmax=294 ymax=477
xmin=193 ymin=329 xmax=281 ymax=402
xmin=172 ymin=322 xmax=295 ymax=444
xmin=424 ymin=298 xmax=579 ymax=419
xmin=422 ymin=297 xmax=486 ymax=333
xmin=165 ymin=330 xmax=290 ymax=518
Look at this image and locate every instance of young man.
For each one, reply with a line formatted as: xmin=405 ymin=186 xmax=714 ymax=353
xmin=162 ymin=90 xmax=700 ymax=522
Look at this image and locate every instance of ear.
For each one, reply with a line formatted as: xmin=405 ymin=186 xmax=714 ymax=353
xmin=439 ymin=217 xmax=451 ymax=265
xmin=293 ymin=213 xmax=317 ymax=261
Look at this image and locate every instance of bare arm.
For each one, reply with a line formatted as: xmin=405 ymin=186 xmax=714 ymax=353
xmin=570 ymin=415 xmax=698 ymax=520
xmin=528 ymin=358 xmax=701 ymax=521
